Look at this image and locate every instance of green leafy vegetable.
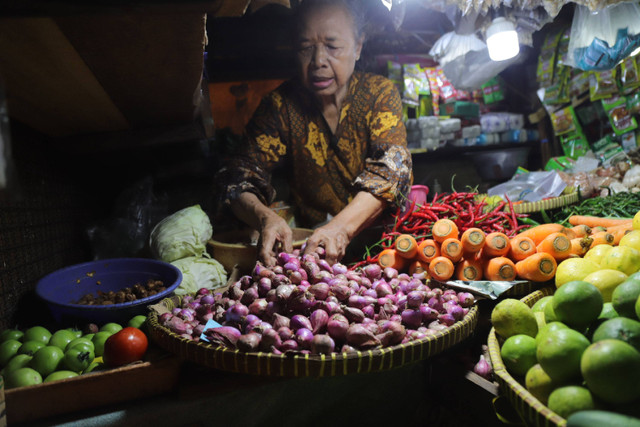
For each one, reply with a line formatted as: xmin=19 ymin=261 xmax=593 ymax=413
xmin=149 ymin=205 xmax=213 ymax=262
xmin=171 ymin=256 xmax=227 ymax=295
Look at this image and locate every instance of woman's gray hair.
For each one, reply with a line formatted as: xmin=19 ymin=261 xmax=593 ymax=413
xmin=292 ymin=0 xmax=366 ymax=41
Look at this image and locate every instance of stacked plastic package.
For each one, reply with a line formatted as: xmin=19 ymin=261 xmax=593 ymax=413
xmin=478 ymin=112 xmax=539 ymax=145
xmin=406 ymin=117 xmax=467 ymax=150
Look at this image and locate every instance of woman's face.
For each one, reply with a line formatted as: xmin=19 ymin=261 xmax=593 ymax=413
xmin=296 ymin=4 xmax=363 ymax=101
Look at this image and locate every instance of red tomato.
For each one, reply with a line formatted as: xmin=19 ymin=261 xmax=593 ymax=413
xmin=102 ymin=327 xmax=148 ymax=367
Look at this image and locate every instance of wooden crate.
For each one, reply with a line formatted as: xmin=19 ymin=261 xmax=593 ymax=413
xmin=4 ymin=348 xmax=182 ymax=424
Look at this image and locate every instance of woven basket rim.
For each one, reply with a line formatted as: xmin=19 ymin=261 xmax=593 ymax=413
xmin=487 ymin=286 xmax=567 ymax=427
xmin=147 ymin=295 xmax=479 ymax=376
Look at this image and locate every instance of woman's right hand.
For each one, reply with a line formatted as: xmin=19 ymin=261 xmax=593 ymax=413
xmin=230 ymin=192 xmax=293 ymax=266
xmin=258 ymin=213 xmax=293 ymax=267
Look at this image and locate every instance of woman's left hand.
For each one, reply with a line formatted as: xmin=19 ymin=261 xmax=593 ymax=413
xmin=303 ymin=221 xmax=351 ymax=265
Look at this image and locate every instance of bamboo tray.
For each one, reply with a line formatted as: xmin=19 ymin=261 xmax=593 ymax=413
xmin=147 ymin=296 xmax=479 ymax=378
xmin=487 ymin=286 xmax=566 ymax=427
xmin=480 ymin=191 xmax=579 ymax=215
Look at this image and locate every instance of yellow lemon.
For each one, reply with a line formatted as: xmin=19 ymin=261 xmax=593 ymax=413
xmin=555 ymin=257 xmax=600 ymax=288
xmin=600 ymin=246 xmax=640 ymax=276
xmin=582 ymin=269 xmax=628 ymax=302
xmin=619 ymin=230 xmax=640 ymax=253
xmin=633 ymin=210 xmax=640 ymax=230
xmin=583 ymin=244 xmax=613 ymax=266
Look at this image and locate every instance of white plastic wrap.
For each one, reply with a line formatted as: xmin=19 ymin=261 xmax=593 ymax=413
xmin=488 ymin=171 xmax=567 ymax=202
xmin=566 ymin=3 xmax=640 ymax=71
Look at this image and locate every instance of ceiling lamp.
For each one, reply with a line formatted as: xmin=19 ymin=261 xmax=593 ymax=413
xmin=381 ymin=0 xmax=392 ymax=11
xmin=486 ymin=17 xmax=520 ymax=62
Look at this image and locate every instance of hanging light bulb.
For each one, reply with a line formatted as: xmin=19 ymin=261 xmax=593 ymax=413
xmin=381 ymin=0 xmax=392 ymax=11
xmin=486 ymin=17 xmax=520 ymax=61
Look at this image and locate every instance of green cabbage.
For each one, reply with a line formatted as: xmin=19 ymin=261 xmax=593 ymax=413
xmin=149 ymin=205 xmax=213 ymax=262
xmin=171 ymin=256 xmax=228 ymax=295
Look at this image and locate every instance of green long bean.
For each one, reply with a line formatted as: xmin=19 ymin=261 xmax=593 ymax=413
xmin=550 ymin=192 xmax=640 ymax=225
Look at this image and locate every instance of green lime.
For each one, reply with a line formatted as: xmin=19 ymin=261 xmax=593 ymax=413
xmin=491 ymin=299 xmax=538 ymax=339
xmin=547 ymin=386 xmax=598 ymax=419
xmin=612 ymin=278 xmax=640 ymax=319
xmin=592 ymin=317 xmax=640 ymax=353
xmin=581 ymin=339 xmax=640 ymax=405
xmin=501 ymin=334 xmax=538 ymax=377
xmin=525 ymin=363 xmax=557 ymax=405
xmin=535 ymin=321 xmax=569 ymax=347
xmin=0 ymin=329 xmax=24 ymax=344
xmin=532 ymin=296 xmax=553 ymax=313
xmin=537 ymin=328 xmax=590 ymax=383
xmin=552 ymin=280 xmax=603 ymax=330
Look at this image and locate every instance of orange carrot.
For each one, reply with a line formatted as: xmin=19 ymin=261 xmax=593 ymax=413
xmin=515 ymin=252 xmax=557 ymax=282
xmin=377 ymin=249 xmax=407 ymax=271
xmin=407 ymin=259 xmax=429 ymax=276
xmin=428 ymin=256 xmax=455 ymax=282
xmin=517 ymin=223 xmax=573 ymax=246
xmin=570 ymin=224 xmax=592 ymax=238
xmin=482 ymin=232 xmax=510 ymax=258
xmin=608 ymin=227 xmax=629 ymax=245
xmin=432 ymin=218 xmax=459 ymax=243
xmin=416 ymin=239 xmax=440 ymax=264
xmin=508 ymin=235 xmax=537 ymax=262
xmin=460 ymin=227 xmax=486 ymax=255
xmin=569 ymin=236 xmax=593 ymax=257
xmin=483 ymin=256 xmax=517 ymax=281
xmin=394 ymin=234 xmax=418 ymax=259
xmin=536 ymin=231 xmax=572 ymax=261
xmin=440 ymin=237 xmax=463 ymax=263
xmin=589 ymin=231 xmax=615 ymax=248
xmin=568 ymin=215 xmax=633 ymax=229
xmin=454 ymin=258 xmax=484 ymax=281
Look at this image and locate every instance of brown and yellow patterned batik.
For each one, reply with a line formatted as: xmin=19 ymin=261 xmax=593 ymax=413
xmin=216 ymin=72 xmax=413 ymax=227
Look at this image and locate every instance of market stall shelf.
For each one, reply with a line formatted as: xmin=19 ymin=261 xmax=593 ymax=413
xmin=487 ymin=287 xmax=566 ymax=427
xmin=147 ymin=296 xmax=479 ymax=377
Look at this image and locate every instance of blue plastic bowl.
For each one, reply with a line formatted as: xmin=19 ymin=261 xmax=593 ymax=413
xmin=35 ymin=258 xmax=182 ymax=326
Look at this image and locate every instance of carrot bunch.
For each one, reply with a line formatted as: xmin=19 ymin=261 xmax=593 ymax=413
xmin=377 ymin=220 xmax=527 ymax=283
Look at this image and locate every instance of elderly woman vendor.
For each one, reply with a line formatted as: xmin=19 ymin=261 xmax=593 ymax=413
xmin=216 ymin=0 xmax=412 ymax=266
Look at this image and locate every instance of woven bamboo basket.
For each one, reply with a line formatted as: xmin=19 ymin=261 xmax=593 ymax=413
xmin=479 ymin=191 xmax=579 ymax=215
xmin=487 ymin=286 xmax=567 ymax=427
xmin=147 ymin=296 xmax=479 ymax=378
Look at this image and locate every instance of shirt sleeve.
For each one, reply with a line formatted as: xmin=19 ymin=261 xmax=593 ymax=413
xmin=215 ymin=92 xmax=288 ymax=208
xmin=353 ymin=77 xmax=413 ymax=205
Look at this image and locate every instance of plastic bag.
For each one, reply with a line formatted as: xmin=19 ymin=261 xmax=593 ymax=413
xmin=567 ymin=3 xmax=640 ymax=71
xmin=442 ymin=49 xmax=518 ymax=91
xmin=87 ymin=176 xmax=168 ymax=260
xmin=487 ymin=171 xmax=567 ymax=202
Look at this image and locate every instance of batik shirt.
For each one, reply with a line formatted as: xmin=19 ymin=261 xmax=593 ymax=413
xmin=217 ymin=71 xmax=413 ymax=227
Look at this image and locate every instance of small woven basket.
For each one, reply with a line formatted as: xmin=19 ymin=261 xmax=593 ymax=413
xmin=147 ymin=296 xmax=479 ymax=378
xmin=487 ymin=286 xmax=567 ymax=427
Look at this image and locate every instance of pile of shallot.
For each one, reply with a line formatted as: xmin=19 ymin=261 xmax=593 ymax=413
xmin=158 ymin=250 xmax=475 ymax=355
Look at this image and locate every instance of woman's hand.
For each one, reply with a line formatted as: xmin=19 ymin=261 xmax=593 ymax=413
xmin=230 ymin=192 xmax=293 ymax=267
xmin=258 ymin=214 xmax=293 ymax=267
xmin=304 ymin=221 xmax=351 ymax=265
xmin=303 ymin=192 xmax=387 ymax=265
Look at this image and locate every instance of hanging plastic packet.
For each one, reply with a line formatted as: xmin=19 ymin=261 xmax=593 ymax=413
xmin=543 ymin=67 xmax=571 ymax=105
xmin=425 ymin=68 xmax=441 ymax=115
xmin=555 ymin=26 xmax=572 ymax=69
xmin=536 ymin=30 xmax=562 ymax=87
xmin=560 ymin=132 xmax=590 ymax=159
xmin=436 ymin=68 xmax=456 ymax=104
xmin=402 ymin=63 xmax=422 ymax=107
xmin=569 ymin=71 xmax=591 ymax=98
xmin=602 ymin=95 xmax=638 ymax=136
xmin=628 ymin=92 xmax=640 ymax=116
xmin=589 ymin=69 xmax=617 ymax=101
xmin=592 ymin=135 xmax=629 ymax=167
xmin=550 ymin=105 xmax=581 ymax=136
xmin=620 ymin=55 xmax=640 ymax=94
